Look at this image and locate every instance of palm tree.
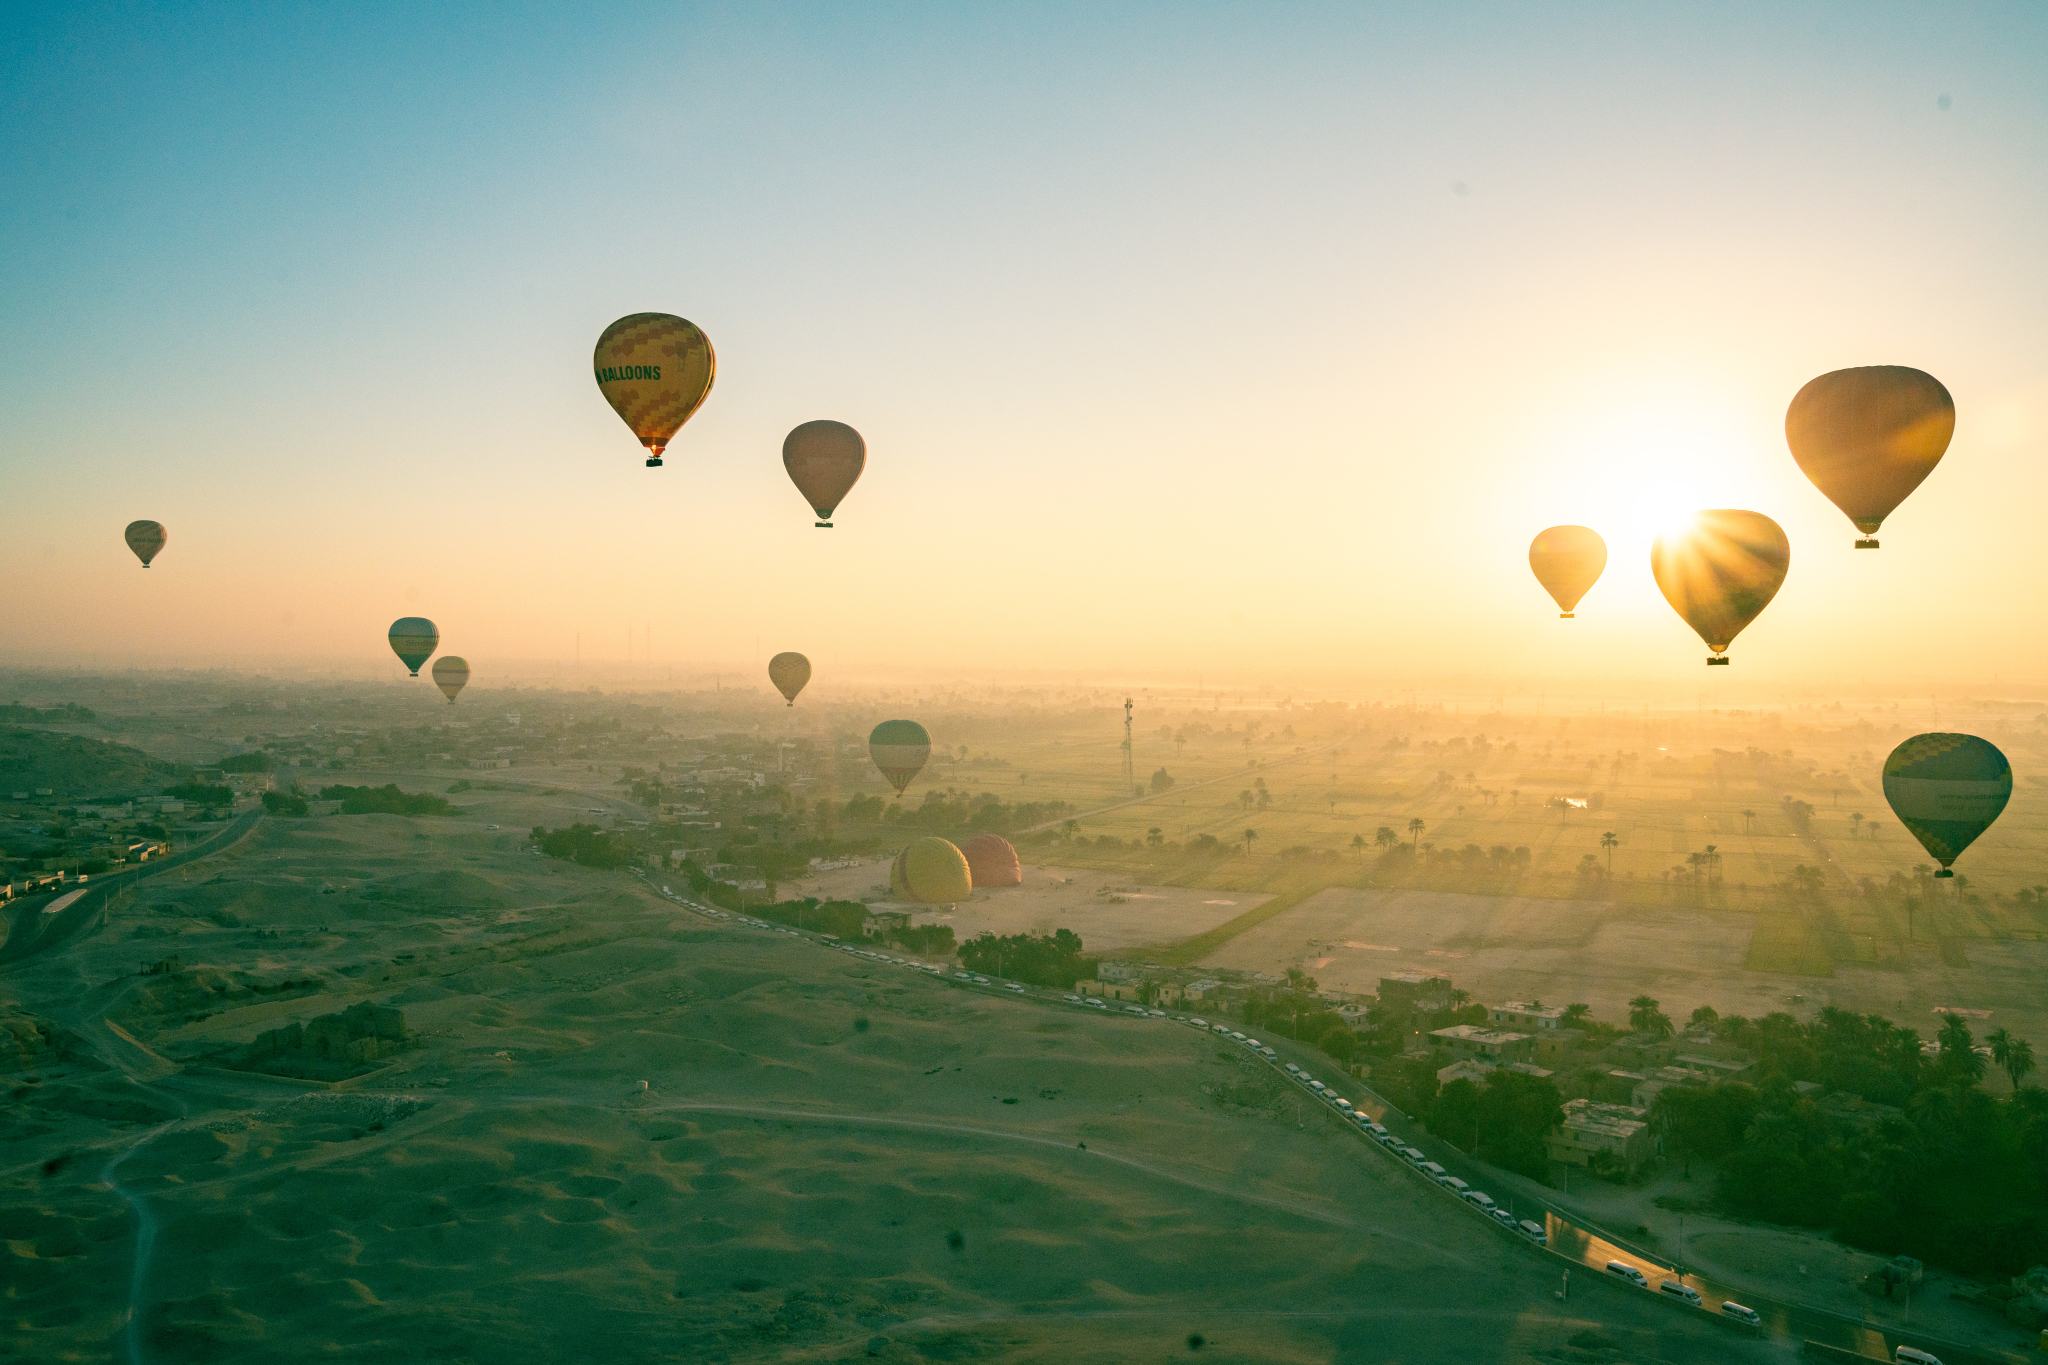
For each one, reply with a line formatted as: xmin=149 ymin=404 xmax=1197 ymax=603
xmin=1350 ymin=833 xmax=1367 ymax=862
xmin=1561 ymin=1002 xmax=1592 ymax=1027
xmin=1375 ymin=826 xmax=1397 ymax=850
xmin=1850 ymin=812 xmax=1864 ymax=837
xmin=1989 ymin=1027 xmax=2036 ymax=1090
xmin=1628 ymin=994 xmax=1672 ymax=1037
xmin=1244 ymin=828 xmax=1257 ymax=855
xmin=1937 ymin=1013 xmax=1986 ymax=1085
xmin=1407 ymin=817 xmax=1425 ymax=847
xmin=1601 ymin=830 xmax=1619 ymax=875
xmin=1741 ymin=809 xmax=1756 ymax=834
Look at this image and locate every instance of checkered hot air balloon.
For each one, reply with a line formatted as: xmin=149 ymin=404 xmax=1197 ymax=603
xmin=768 ymin=652 xmax=811 ymax=706
xmin=593 ymin=313 xmax=716 ymax=467
xmin=1883 ymin=733 xmax=2011 ymax=878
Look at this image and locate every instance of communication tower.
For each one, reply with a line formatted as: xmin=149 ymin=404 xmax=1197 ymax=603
xmin=1122 ymin=696 xmax=1135 ymax=790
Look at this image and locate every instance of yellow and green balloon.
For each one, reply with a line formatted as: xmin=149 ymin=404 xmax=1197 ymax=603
xmin=869 ymin=719 xmax=930 ymax=796
xmin=388 ymin=617 xmax=439 ymax=677
xmin=593 ymin=313 xmax=716 ymax=467
xmin=1883 ymin=733 xmax=2010 ymax=878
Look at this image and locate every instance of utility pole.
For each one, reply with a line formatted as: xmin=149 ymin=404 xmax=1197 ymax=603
xmin=1122 ymin=696 xmax=1135 ymax=791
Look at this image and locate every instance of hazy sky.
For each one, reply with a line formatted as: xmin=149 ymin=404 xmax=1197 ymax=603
xmin=4 ymin=3 xmax=2045 ymax=690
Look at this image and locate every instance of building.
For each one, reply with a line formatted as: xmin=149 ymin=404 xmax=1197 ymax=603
xmin=862 ymin=908 xmax=912 ymax=934
xmin=1548 ymin=1099 xmax=1656 ymax=1172
xmin=1533 ymin=1029 xmax=1587 ymax=1064
xmin=1437 ymin=1059 xmax=1494 ymax=1086
xmin=1631 ymin=1065 xmax=1716 ymax=1110
xmin=1430 ymin=1024 xmax=1535 ymax=1065
xmin=1378 ymin=971 xmax=1453 ymax=1015
xmin=1488 ymin=1001 xmax=1569 ymax=1031
xmin=1672 ymin=1053 xmax=1752 ymax=1080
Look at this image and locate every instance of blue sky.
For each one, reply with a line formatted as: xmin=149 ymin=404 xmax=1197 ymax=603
xmin=3 ymin=3 xmax=2045 ymax=688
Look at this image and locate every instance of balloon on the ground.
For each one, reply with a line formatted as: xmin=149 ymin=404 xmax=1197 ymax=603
xmin=1650 ymin=511 xmax=1790 ymax=666
xmin=960 ymin=832 xmax=1021 ymax=887
xmin=768 ymin=652 xmax=811 ymax=706
xmin=1785 ymin=366 xmax=1953 ymax=549
xmin=783 ymin=420 xmax=865 ymax=527
xmin=124 ymin=520 xmax=167 ymax=568
xmin=593 ymin=313 xmax=716 ymax=467
xmin=869 ymin=720 xmax=930 ymax=796
xmin=891 ymin=837 xmax=972 ymax=904
xmin=432 ymin=655 xmax=470 ymax=703
xmin=1883 ymin=733 xmax=2011 ymax=878
xmin=388 ymin=617 xmax=439 ymax=677
xmin=1528 ymin=525 xmax=1607 ymax=617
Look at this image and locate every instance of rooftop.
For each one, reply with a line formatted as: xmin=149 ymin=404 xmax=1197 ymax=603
xmin=1431 ymin=1024 xmax=1532 ymax=1045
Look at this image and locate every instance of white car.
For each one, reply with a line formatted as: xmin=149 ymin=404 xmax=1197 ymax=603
xmin=1125 ymin=1005 xmax=1145 ymax=1014
xmin=1718 ymin=1302 xmax=1760 ymax=1327
xmin=972 ymin=976 xmax=991 ymax=985
xmin=1489 ymin=1207 xmax=1517 ymax=1228
xmin=1658 ymin=1280 xmax=1702 ymax=1307
xmin=1604 ymin=1261 xmax=1649 ymax=1289
xmin=1188 ymin=1017 xmax=1208 ymax=1028
xmin=1007 ymin=983 xmax=1027 ymax=993
xmin=1087 ymin=999 xmax=1107 ymax=1009
xmin=1148 ymin=1010 xmax=1166 ymax=1017
xmin=955 ymin=972 xmax=972 ymax=980
xmin=1064 ymin=995 xmax=1082 ymax=1003
xmin=1518 ymin=1220 xmax=1547 ymax=1245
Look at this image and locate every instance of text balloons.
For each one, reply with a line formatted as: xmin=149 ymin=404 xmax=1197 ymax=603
xmin=388 ymin=617 xmax=439 ymax=677
xmin=1786 ymin=366 xmax=1953 ymax=548
xmin=782 ymin=420 xmax=865 ymax=527
xmin=593 ymin=313 xmax=716 ymax=467
xmin=768 ymin=652 xmax=811 ymax=706
xmin=869 ymin=719 xmax=930 ymax=796
xmin=432 ymin=655 xmax=470 ymax=703
xmin=960 ymin=832 xmax=1021 ymax=887
xmin=1528 ymin=525 xmax=1607 ymax=617
xmin=1883 ymin=733 xmax=2010 ymax=878
xmin=891 ymin=837 xmax=972 ymax=904
xmin=1650 ymin=511 xmax=1789 ymax=665
xmin=124 ymin=520 xmax=167 ymax=568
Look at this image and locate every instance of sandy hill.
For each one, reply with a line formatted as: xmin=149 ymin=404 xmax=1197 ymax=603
xmin=0 ymin=797 xmax=1767 ymax=1363
xmin=0 ymin=726 xmax=179 ymax=799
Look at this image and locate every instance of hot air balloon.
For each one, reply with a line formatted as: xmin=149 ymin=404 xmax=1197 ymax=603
xmin=1786 ymin=366 xmax=1953 ymax=549
xmin=388 ymin=617 xmax=439 ymax=677
xmin=593 ymin=313 xmax=716 ymax=467
xmin=869 ymin=720 xmax=930 ymax=796
xmin=890 ymin=837 xmax=972 ymax=904
xmin=1650 ymin=511 xmax=1789 ymax=666
xmin=1883 ymin=733 xmax=2011 ymax=878
xmin=783 ymin=420 xmax=865 ymax=527
xmin=432 ymin=656 xmax=470 ymax=703
xmin=1528 ymin=525 xmax=1607 ymax=618
xmin=960 ymin=832 xmax=1021 ymax=888
xmin=124 ymin=520 xmax=167 ymax=568
xmin=768 ymin=652 xmax=811 ymax=706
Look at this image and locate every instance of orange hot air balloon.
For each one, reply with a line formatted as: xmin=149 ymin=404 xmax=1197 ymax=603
xmin=768 ymin=652 xmax=811 ymax=706
xmin=1785 ymin=366 xmax=1953 ymax=548
xmin=1528 ymin=525 xmax=1607 ymax=618
xmin=592 ymin=313 xmax=716 ymax=467
xmin=1650 ymin=511 xmax=1790 ymax=666
xmin=782 ymin=420 xmax=865 ymax=527
xmin=960 ymin=832 xmax=1021 ymax=887
xmin=124 ymin=520 xmax=167 ymax=568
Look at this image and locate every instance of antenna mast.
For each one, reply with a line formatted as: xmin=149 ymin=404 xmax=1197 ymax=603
xmin=1122 ymin=696 xmax=1135 ymax=791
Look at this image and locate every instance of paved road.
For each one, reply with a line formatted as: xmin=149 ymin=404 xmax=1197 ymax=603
xmin=0 ymin=808 xmax=265 ymax=968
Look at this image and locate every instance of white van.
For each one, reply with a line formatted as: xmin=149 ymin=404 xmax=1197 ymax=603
xmin=1401 ymin=1147 xmax=1427 ymax=1165
xmin=1439 ymin=1176 xmax=1469 ymax=1195
xmin=1188 ymin=1018 xmax=1208 ymax=1028
xmin=1518 ymin=1219 xmax=1547 ymax=1245
xmin=1658 ymin=1280 xmax=1702 ymax=1307
xmin=1604 ymin=1261 xmax=1648 ymax=1288
xmin=1718 ymin=1302 xmax=1760 ymax=1327
xmin=1894 ymin=1349 xmax=1943 ymax=1365
xmin=1308 ymin=1081 xmax=1327 ymax=1092
xmin=1333 ymin=1099 xmax=1354 ymax=1112
xmin=1212 ymin=1024 xmax=1230 ymax=1034
xmin=1417 ymin=1161 xmax=1447 ymax=1180
xmin=1462 ymin=1190 xmax=1496 ymax=1212
xmin=1284 ymin=1063 xmax=1301 ymax=1074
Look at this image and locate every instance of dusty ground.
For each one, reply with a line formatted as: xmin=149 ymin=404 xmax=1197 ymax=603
xmin=793 ymin=858 xmax=1270 ymax=958
xmin=3 ymin=800 xmax=1770 ymax=1364
xmin=1207 ymin=885 xmax=2048 ymax=1043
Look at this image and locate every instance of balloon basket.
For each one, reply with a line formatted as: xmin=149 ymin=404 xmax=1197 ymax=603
xmin=645 ymin=456 xmax=663 ymax=467
xmin=815 ymin=521 xmax=832 ymax=528
xmin=1706 ymin=657 xmax=1729 ymax=666
xmin=1855 ymin=538 xmax=1879 ymax=549
xmin=1934 ymin=869 xmax=1954 ymax=879
xmin=1559 ymin=612 xmax=1573 ymax=619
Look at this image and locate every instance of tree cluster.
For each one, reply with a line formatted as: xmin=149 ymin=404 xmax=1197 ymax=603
xmin=958 ymin=929 xmax=1091 ymax=988
xmin=534 ymin=822 xmax=632 ymax=868
xmin=318 ymin=783 xmax=451 ymax=816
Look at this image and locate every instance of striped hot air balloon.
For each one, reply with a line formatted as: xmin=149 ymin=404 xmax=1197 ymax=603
xmin=869 ymin=719 xmax=930 ymax=796
xmin=388 ymin=617 xmax=439 ymax=677
xmin=593 ymin=313 xmax=715 ymax=467
xmin=960 ymin=832 xmax=1021 ymax=887
xmin=1883 ymin=733 xmax=2011 ymax=878
xmin=432 ymin=656 xmax=470 ymax=703
xmin=890 ymin=837 xmax=972 ymax=904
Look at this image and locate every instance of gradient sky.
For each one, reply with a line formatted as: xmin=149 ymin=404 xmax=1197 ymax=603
xmin=3 ymin=3 xmax=2045 ymax=690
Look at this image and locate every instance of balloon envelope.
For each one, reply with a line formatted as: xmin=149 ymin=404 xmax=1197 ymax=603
xmin=768 ymin=652 xmax=811 ymax=706
xmin=890 ymin=837 xmax=972 ymax=904
xmin=1883 ymin=733 xmax=2010 ymax=876
xmin=782 ymin=420 xmax=865 ymax=526
xmin=593 ymin=313 xmax=716 ymax=466
xmin=960 ymin=832 xmax=1021 ymax=887
xmin=869 ymin=719 xmax=930 ymax=796
xmin=1650 ymin=511 xmax=1789 ymax=662
xmin=432 ymin=655 xmax=470 ymax=702
xmin=1786 ymin=366 xmax=1953 ymax=544
xmin=124 ymin=520 xmax=167 ymax=568
xmin=388 ymin=617 xmax=439 ymax=677
xmin=1528 ymin=525 xmax=1607 ymax=616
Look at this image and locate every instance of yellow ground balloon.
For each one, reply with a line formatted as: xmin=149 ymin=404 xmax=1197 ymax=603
xmin=1785 ymin=366 xmax=1953 ymax=548
xmin=768 ymin=652 xmax=811 ymax=706
xmin=1528 ymin=525 xmax=1606 ymax=617
xmin=593 ymin=313 xmax=715 ymax=467
xmin=890 ymin=837 xmax=972 ymax=904
xmin=782 ymin=420 xmax=865 ymax=527
xmin=1650 ymin=511 xmax=1790 ymax=666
